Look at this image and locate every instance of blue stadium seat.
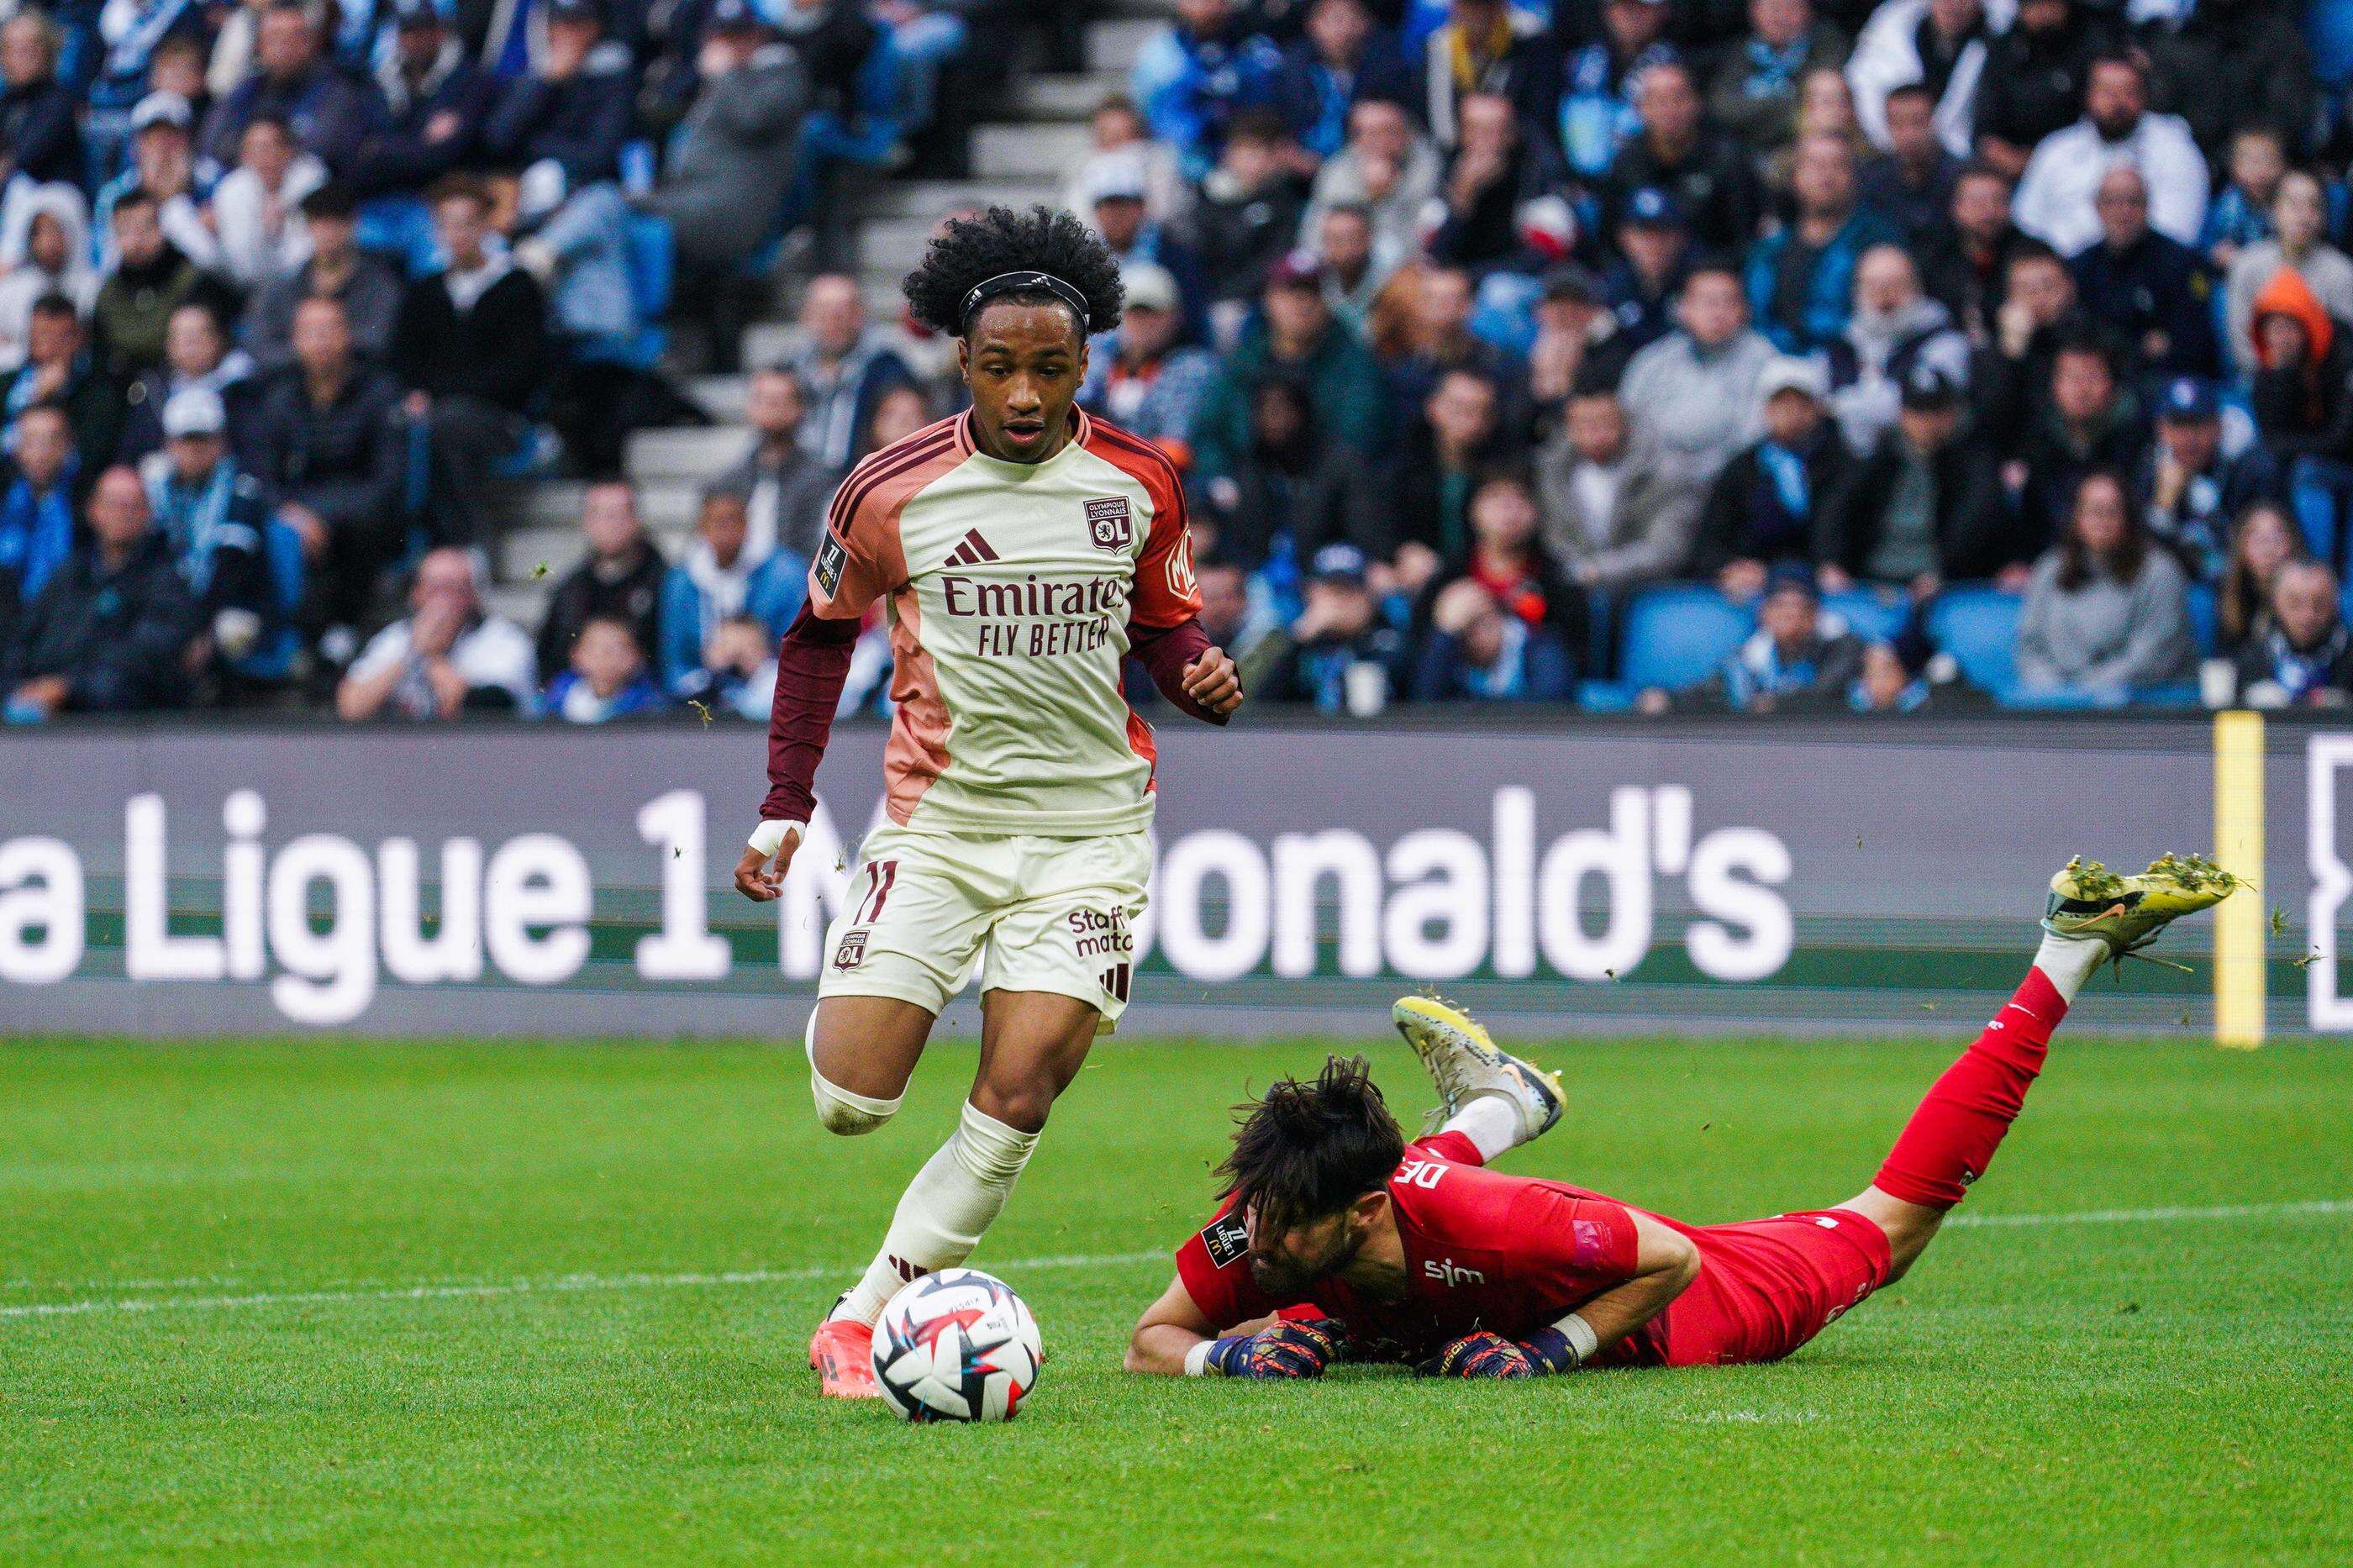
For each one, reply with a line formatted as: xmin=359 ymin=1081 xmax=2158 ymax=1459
xmin=1926 ymin=587 xmax=2024 ymax=696
xmin=1824 ymin=587 xmax=1907 ymax=645
xmin=2187 ymin=581 xmax=2219 ymax=655
xmin=229 ymin=518 xmax=307 ymax=684
xmin=1619 ymin=586 xmax=1754 ymax=692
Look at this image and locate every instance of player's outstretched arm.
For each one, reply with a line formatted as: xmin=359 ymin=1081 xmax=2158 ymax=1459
xmin=1131 ymin=619 xmax=1243 ymax=723
xmin=1125 ymin=1275 xmax=1344 ymax=1379
xmin=734 ymin=607 xmax=858 ymax=902
xmin=1520 ymin=1213 xmax=1700 ymax=1373
xmin=1125 ymin=1273 xmax=1221 ymax=1376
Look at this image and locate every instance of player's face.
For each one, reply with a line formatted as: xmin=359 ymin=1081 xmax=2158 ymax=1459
xmin=1244 ymin=1202 xmax=1366 ymax=1297
xmin=960 ymin=301 xmax=1087 ymax=464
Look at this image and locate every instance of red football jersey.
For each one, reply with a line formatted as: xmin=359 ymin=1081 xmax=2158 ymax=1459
xmin=1173 ymin=1132 xmax=1892 ymax=1368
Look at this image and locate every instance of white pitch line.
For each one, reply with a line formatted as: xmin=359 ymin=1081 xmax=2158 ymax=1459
xmin=3 ymin=1198 xmax=2347 ymax=1325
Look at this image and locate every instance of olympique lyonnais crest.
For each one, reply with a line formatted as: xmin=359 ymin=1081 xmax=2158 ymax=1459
xmin=833 ymin=929 xmax=868 ymax=971
xmin=1084 ymin=496 xmax=1133 ymax=552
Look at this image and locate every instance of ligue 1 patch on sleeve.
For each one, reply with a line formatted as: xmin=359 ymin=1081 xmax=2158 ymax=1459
xmin=1201 ymin=1213 xmax=1249 ymax=1269
xmin=813 ymin=530 xmax=847 ymax=597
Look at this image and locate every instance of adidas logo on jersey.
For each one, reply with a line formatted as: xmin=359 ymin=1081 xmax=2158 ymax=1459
xmin=944 ymin=529 xmax=999 ymax=567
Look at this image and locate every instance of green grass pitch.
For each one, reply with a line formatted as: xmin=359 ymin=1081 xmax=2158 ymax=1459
xmin=4 ymin=1029 xmax=2350 ymax=1563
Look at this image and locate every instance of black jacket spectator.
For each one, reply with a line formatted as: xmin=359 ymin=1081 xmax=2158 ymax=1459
xmin=486 ymin=42 xmax=634 ymax=187
xmin=239 ymin=362 xmax=407 ymax=624
xmin=1427 ymin=121 xmax=1570 ymax=274
xmin=2069 ymin=227 xmax=2219 ymax=381
xmin=1972 ymin=6 xmax=2116 ymax=166
xmin=536 ymin=538 xmax=667 ymax=681
xmin=352 ymin=26 xmax=499 ymax=197
xmin=1604 ymin=123 xmax=1764 ymax=260
xmin=2140 ymin=0 xmax=2314 ymax=159
xmin=1197 ymin=383 xmax=1392 ymax=571
xmin=392 ymin=263 xmax=550 ymax=417
xmin=203 ymin=57 xmax=386 ymax=176
xmin=4 ymin=531 xmax=197 ymax=711
xmin=1688 ymin=429 xmax=1856 ymax=577
xmin=0 ymin=55 xmax=82 ymax=187
xmin=1819 ymin=424 xmax=2013 ymax=581
xmin=2248 ymin=288 xmax=2353 ymax=467
xmin=3 ymin=344 xmax=128 ymax=480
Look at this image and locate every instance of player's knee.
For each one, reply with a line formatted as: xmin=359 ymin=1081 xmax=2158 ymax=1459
xmin=809 ymin=1067 xmax=900 ymax=1136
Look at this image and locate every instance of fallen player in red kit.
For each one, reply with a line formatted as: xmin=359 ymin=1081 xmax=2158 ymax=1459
xmin=1125 ymin=855 xmax=2237 ymax=1380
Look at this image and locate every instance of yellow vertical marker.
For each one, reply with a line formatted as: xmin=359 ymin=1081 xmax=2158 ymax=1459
xmin=2213 ymin=710 xmax=2265 ymax=1048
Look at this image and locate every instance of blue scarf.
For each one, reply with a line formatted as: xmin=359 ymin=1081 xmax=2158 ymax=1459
xmin=0 ymin=464 xmax=76 ymax=601
xmin=147 ymin=460 xmax=240 ymax=597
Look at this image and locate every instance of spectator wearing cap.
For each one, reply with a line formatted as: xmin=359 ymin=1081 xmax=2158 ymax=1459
xmin=640 ymin=0 xmax=808 ymax=355
xmin=713 ymin=365 xmax=834 ymax=559
xmin=2014 ymin=468 xmax=2195 ymax=701
xmin=3 ymin=464 xmax=200 ymax=719
xmin=2226 ymin=560 xmax=2353 ymax=710
xmin=1744 ymin=131 xmax=1897 ymax=353
xmin=95 ymin=93 xmax=222 ymax=276
xmin=1645 ymin=560 xmax=1865 ymax=714
xmin=1597 ymin=186 xmax=1688 ymax=371
xmin=1259 ymin=539 xmax=1407 ymax=711
xmin=209 ymin=113 xmax=328 ymax=291
xmin=2012 ymin=50 xmax=2208 ymax=256
xmin=485 ymin=0 xmax=635 ymax=195
xmin=535 ymin=479 xmax=667 ymax=680
xmin=2223 ymin=170 xmax=2353 ymax=382
xmin=1076 ymin=263 xmax=1217 ymax=466
xmin=4 ymin=297 xmax=128 ymax=476
xmin=1824 ymin=243 xmax=1969 ymax=456
xmin=1618 ymin=264 xmax=1776 ymax=502
xmin=545 ymin=614 xmax=664 ymax=722
xmin=2135 ymin=376 xmax=2277 ymax=586
xmin=1603 ymin=59 xmax=1764 ymax=260
xmin=1192 ymin=376 xmax=1387 ymax=600
xmin=1845 ymin=0 xmax=1995 ymax=163
xmin=1271 ymin=0 xmax=1412 ymax=163
xmin=1534 ymin=380 xmax=1693 ymax=592
xmin=245 ymin=183 xmax=403 ymax=373
xmin=201 ymin=0 xmax=387 ymax=176
xmin=1181 ymin=108 xmax=1311 ymax=316
xmin=1556 ymin=0 xmax=1674 ymax=178
xmin=0 ymin=403 xmax=81 ymax=629
xmin=0 ymin=187 xmax=93 ymax=371
xmin=350 ymin=0 xmax=500 ymax=199
xmin=1190 ymin=254 xmax=1382 ymax=482
xmin=1689 ymin=355 xmax=1856 ymax=596
xmin=1080 ymin=148 xmax=1211 ymax=345
xmin=2068 ymin=165 xmax=2218 ymax=381
xmin=786 ymin=272 xmax=915 ymax=475
xmin=1411 ymin=574 xmax=1575 ymax=702
xmin=1425 ymin=89 xmax=1572 ymax=277
xmin=336 ymin=545 xmax=539 ymax=719
xmin=1709 ymin=0 xmax=1850 ymax=158
xmin=1819 ymin=361 xmax=2009 ymax=594
xmin=1413 ymin=0 xmax=1556 ymax=155
xmin=1971 ymin=0 xmax=2117 ymax=181
xmin=139 ymin=385 xmax=279 ymax=685
xmin=1130 ymin=0 xmax=1282 ymax=179
xmin=1526 ymin=265 xmax=1628 ymax=421
xmin=1386 ymin=366 xmax=1504 ymax=592
xmin=1916 ymin=161 xmax=2024 ymax=344
xmin=92 ymin=190 xmax=238 ymax=380
xmin=1061 ymin=97 xmax=1190 ymax=229
xmin=240 ymin=293 xmax=408 ymax=640
xmin=118 ymin=302 xmax=256 ymax=464
xmin=0 ymin=12 xmax=82 ymax=192
xmin=1299 ymin=97 xmax=1441 ymax=275
xmin=393 ymin=176 xmax=552 ymax=544
xmin=1856 ymin=82 xmax=1961 ymax=245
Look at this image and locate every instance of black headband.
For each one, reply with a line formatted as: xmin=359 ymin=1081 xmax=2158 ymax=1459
xmin=960 ymin=271 xmax=1089 ymax=334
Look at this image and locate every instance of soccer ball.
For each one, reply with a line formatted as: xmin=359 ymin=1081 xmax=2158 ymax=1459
xmin=871 ymin=1269 xmax=1042 ymax=1423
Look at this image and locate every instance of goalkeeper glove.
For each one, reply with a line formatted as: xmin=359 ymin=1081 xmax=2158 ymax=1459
xmin=1518 ymin=1313 xmax=1599 ymax=1373
xmin=1202 ymin=1318 xmax=1350 ymax=1379
xmin=1419 ymin=1330 xmax=1535 ymax=1379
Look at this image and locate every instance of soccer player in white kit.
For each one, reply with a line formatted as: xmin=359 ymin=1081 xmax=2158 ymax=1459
xmin=733 ymin=208 xmax=1245 ymax=1397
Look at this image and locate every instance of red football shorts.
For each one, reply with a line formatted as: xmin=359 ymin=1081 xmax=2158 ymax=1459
xmin=1656 ymin=1208 xmax=1893 ymax=1367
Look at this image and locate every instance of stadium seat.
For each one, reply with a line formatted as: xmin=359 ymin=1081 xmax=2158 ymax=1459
xmin=1618 ymin=586 xmax=1754 ymax=692
xmin=1823 ymin=588 xmax=1907 ymax=646
xmin=1925 ymin=587 xmax=2023 ymax=697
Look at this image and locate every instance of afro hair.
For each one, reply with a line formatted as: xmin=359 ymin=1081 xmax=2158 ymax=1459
xmin=903 ymin=205 xmax=1124 ymax=340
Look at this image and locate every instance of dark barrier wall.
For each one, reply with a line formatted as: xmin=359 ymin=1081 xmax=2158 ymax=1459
xmin=0 ymin=718 xmax=2340 ymax=1038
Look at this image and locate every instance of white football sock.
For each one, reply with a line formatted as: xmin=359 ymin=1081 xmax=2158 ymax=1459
xmin=2034 ymin=930 xmax=2108 ymax=1007
xmin=1440 ymin=1094 xmax=1524 ymax=1162
xmin=831 ymin=1101 xmax=1040 ymax=1325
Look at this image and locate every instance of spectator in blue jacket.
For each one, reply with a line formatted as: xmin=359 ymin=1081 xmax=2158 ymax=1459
xmin=202 ymin=0 xmax=386 ymax=176
xmin=1410 ymin=575 xmax=1573 ymax=701
xmin=1271 ymin=0 xmax=1412 ymax=162
xmin=1556 ymin=0 xmax=1676 ymax=177
xmin=139 ymin=386 xmax=280 ymax=684
xmin=350 ymin=0 xmax=499 ymax=199
xmin=660 ymin=487 xmax=806 ymax=699
xmin=2068 ymin=164 xmax=2219 ymax=382
xmin=0 ymin=12 xmax=86 ymax=189
xmin=0 ymin=402 xmax=80 ymax=619
xmin=1133 ymin=0 xmax=1282 ymax=178
xmin=1745 ymin=131 xmax=1898 ymax=351
xmin=485 ymin=0 xmax=633 ymax=189
xmin=545 ymin=613 xmax=666 ymax=721
xmin=3 ymin=463 xmax=199 ymax=719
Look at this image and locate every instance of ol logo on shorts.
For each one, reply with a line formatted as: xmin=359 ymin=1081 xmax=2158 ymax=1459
xmin=833 ymin=929 xmax=868 ymax=971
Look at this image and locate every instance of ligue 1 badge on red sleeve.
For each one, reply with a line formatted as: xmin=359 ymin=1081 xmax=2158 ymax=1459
xmin=813 ymin=530 xmax=847 ymax=596
xmin=1084 ymin=496 xmax=1133 ymax=552
xmin=1201 ymin=1213 xmax=1249 ymax=1268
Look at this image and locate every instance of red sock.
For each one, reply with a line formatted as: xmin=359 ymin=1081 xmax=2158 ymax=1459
xmin=1873 ymin=968 xmax=2067 ymax=1210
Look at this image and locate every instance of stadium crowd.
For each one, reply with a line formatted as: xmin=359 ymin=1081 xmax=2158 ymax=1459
xmin=6 ymin=0 xmax=2353 ymax=722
